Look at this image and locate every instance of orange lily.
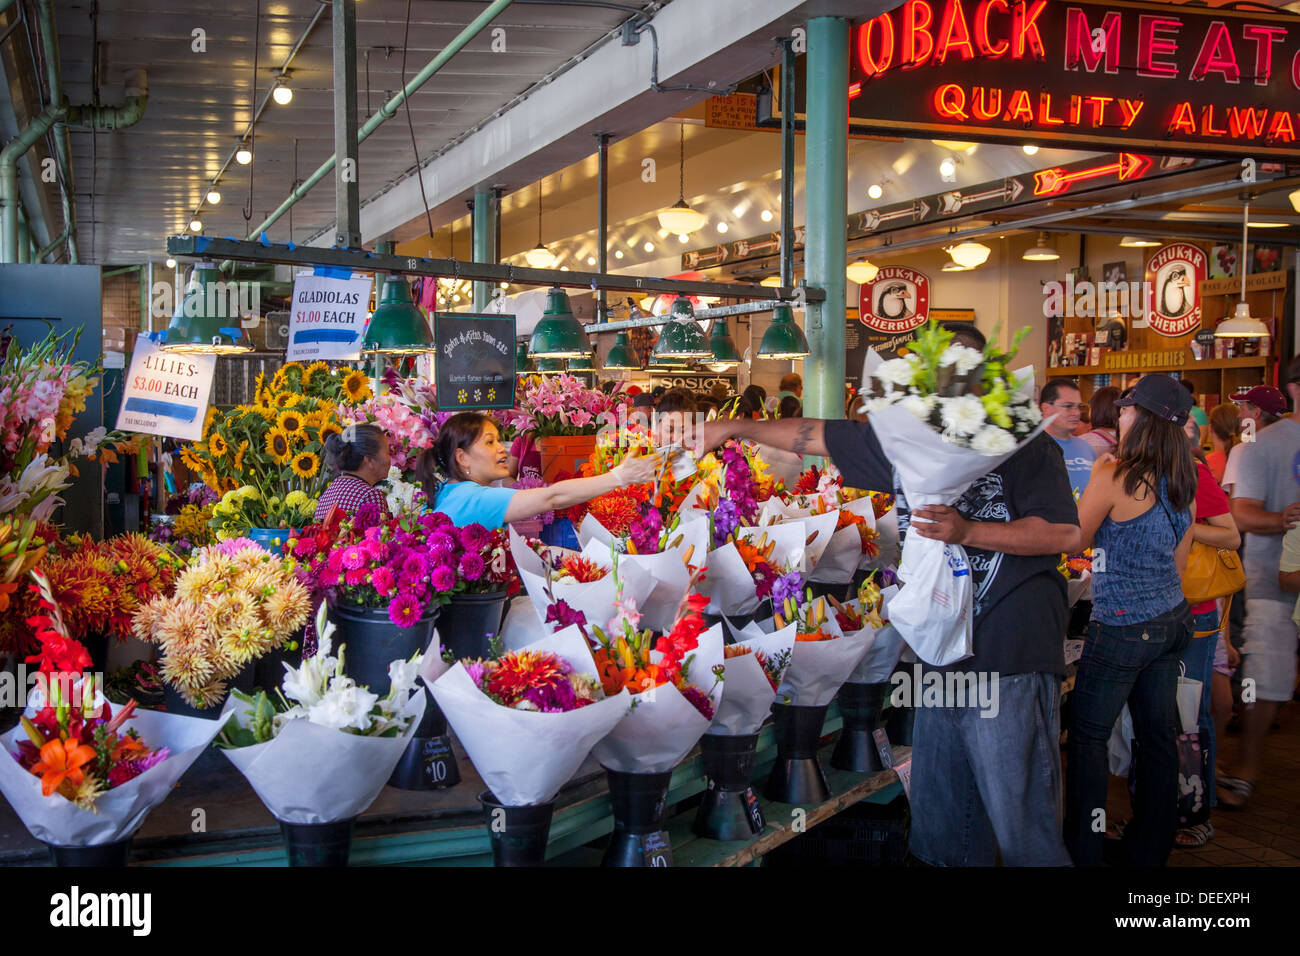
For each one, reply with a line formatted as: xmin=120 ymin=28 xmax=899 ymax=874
xmin=32 ymin=738 xmax=97 ymax=797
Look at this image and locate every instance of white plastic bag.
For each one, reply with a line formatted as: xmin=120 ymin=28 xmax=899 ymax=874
xmin=1177 ymin=663 xmax=1202 ymax=735
xmin=1108 ymin=704 xmax=1135 ymax=777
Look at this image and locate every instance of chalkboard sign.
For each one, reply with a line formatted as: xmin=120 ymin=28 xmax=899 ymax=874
xmin=433 ymin=312 xmax=517 ymax=410
xmin=743 ymin=788 xmax=765 ymax=834
xmin=420 ymin=736 xmax=455 ymax=787
xmin=642 ymin=829 xmax=673 ymax=867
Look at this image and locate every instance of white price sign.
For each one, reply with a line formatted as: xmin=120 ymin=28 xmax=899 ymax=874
xmin=286 ymin=272 xmax=373 ymax=361
xmin=894 ymin=756 xmax=912 ymax=799
xmin=115 ymin=334 xmax=216 ymax=441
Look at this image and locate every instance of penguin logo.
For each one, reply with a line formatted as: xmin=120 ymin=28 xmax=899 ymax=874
xmin=1159 ymin=264 xmax=1193 ymax=318
xmin=876 ymin=282 xmax=914 ymax=321
xmin=1145 ymin=243 xmax=1205 ymax=337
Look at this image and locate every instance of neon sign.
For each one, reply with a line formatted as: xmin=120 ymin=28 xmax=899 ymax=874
xmin=848 ymin=0 xmax=1300 ymax=158
xmin=1033 ymin=153 xmax=1151 ymax=196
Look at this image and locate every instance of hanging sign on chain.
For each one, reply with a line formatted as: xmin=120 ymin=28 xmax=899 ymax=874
xmin=116 ymin=333 xmax=216 ymax=441
xmin=286 ymin=272 xmax=373 ymax=361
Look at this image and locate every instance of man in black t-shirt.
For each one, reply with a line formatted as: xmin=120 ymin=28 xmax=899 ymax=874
xmin=698 ymin=410 xmax=1080 ymax=866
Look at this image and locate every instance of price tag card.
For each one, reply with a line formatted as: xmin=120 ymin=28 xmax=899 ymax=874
xmin=642 ymin=830 xmax=673 ymax=868
xmin=421 ymin=737 xmax=453 ymax=787
xmin=743 ymin=788 xmax=765 ymax=835
xmin=1064 ymin=639 xmax=1085 ymax=666
xmin=894 ymin=756 xmax=913 ymax=799
xmin=116 ymin=334 xmax=216 ymax=441
xmin=873 ymin=727 xmax=894 ymax=769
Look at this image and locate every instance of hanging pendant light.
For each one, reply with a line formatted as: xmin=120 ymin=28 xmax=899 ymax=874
xmin=1216 ymin=201 xmax=1271 ymax=338
xmin=1119 ymin=236 xmax=1161 ymax=248
xmin=524 ymin=186 xmax=557 ymax=268
xmin=706 ymin=317 xmax=742 ymax=369
xmin=942 ymin=260 xmax=970 ymax=272
xmin=657 ymin=125 xmax=707 ymax=234
xmin=757 ymin=304 xmax=810 ymax=359
xmin=948 ymin=241 xmax=991 ymax=268
xmin=1023 ymin=232 xmax=1060 ymax=261
xmin=272 ymin=70 xmax=294 ymax=105
xmin=653 ymin=296 xmax=711 ymax=360
xmin=846 ymin=258 xmax=879 ymax=284
xmin=534 ymin=357 xmax=566 ymax=374
xmin=515 ymin=340 xmax=535 ymax=374
xmin=603 ymin=330 xmax=639 ymax=371
xmin=567 ymin=346 xmax=596 ymax=371
xmin=529 ymin=287 xmax=589 ymax=358
xmin=161 ymin=261 xmax=253 ymax=354
xmin=362 ymin=276 xmax=434 ymax=354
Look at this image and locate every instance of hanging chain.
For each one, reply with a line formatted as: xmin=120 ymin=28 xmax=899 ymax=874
xmin=678 ymin=123 xmax=685 ymax=202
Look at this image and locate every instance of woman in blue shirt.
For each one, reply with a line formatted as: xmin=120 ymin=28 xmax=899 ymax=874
xmin=416 ymin=412 xmax=661 ymax=530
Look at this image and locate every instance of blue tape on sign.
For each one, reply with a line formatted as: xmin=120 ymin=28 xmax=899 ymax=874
xmin=293 ymin=329 xmax=358 ymax=344
xmin=194 ymin=236 xmax=212 ymax=252
xmin=146 ymin=331 xmax=165 ymax=343
xmin=312 ymin=266 xmax=354 ymax=279
xmin=124 ymin=397 xmax=199 ymax=422
xmin=259 ymin=232 xmax=271 ymax=246
xmin=287 ymin=241 xmax=297 ymax=250
xmin=218 ymin=327 xmax=244 ymax=339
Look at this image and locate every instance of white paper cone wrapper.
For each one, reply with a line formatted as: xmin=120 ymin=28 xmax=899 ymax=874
xmin=865 ymin=506 xmax=901 ymax=571
xmin=699 ymin=542 xmax=763 ymax=616
xmin=430 ymin=626 xmax=630 ymax=805
xmin=219 ymin=692 xmax=425 ymax=824
xmin=1068 ymin=571 xmax=1091 ymax=607
xmin=710 ymin=629 xmax=796 ymax=736
xmin=590 ymin=626 xmax=724 ymax=773
xmin=0 ymin=707 xmax=223 ymax=846
xmin=851 ymin=622 xmax=907 ymax=684
xmin=776 ymin=625 xmax=877 ymax=707
xmin=736 ymin=522 xmax=809 ymax=575
xmin=500 ymin=597 xmax=555 ymax=650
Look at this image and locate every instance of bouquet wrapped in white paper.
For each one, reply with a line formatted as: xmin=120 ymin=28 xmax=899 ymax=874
xmin=711 ymin=630 xmax=795 ymax=736
xmin=859 ymin=321 xmax=1044 ymax=665
xmin=430 ymin=625 xmax=630 ymax=805
xmin=509 ymin=529 xmax=656 ymax=633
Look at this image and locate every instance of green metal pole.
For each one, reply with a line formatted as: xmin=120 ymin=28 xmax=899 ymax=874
xmin=16 ymin=212 xmax=28 ymax=262
xmin=472 ymin=187 xmax=495 ymax=311
xmin=803 ymin=17 xmax=849 ymax=425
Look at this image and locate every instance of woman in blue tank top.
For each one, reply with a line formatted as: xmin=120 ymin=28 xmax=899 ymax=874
xmin=1064 ymin=375 xmax=1199 ymax=867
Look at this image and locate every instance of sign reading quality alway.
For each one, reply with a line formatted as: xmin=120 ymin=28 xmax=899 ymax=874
xmin=286 ymin=273 xmax=373 ymax=362
xmin=116 ymin=333 xmax=216 ymax=441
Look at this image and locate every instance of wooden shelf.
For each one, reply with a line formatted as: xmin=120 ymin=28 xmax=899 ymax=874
xmin=1053 ymin=356 xmax=1270 ymax=377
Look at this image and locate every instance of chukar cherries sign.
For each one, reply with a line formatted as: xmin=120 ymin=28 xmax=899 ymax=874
xmin=860 ymin=267 xmax=931 ymax=334
xmin=1144 ymin=243 xmax=1206 ymax=337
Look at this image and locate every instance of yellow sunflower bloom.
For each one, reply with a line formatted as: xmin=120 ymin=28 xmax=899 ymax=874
xmin=273 ymin=391 xmax=300 ymax=410
xmin=276 ymin=409 xmax=307 ymax=439
xmin=303 ymin=361 xmax=331 ymax=385
xmin=342 ymin=370 xmax=371 ymax=403
xmin=265 ymin=429 xmax=292 ymax=464
xmin=232 ymin=439 xmax=250 ymax=473
xmin=318 ymin=422 xmax=343 ymax=443
xmin=208 ymin=433 xmax=229 ymax=458
xmin=290 ymin=451 xmax=321 ymax=479
xmin=202 ymin=405 xmax=220 ymax=437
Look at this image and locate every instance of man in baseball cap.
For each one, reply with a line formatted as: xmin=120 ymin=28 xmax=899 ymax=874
xmin=1229 ymin=385 xmax=1289 ymax=418
xmin=1113 ymin=373 xmax=1194 ymax=425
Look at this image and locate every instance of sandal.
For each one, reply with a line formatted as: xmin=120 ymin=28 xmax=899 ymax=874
xmin=1218 ymin=776 xmax=1254 ymax=810
xmin=1175 ymin=822 xmax=1214 ymax=848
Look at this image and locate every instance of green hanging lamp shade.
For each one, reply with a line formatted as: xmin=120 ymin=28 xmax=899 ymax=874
xmin=567 ymin=349 xmax=595 ymax=371
xmin=161 ymin=261 xmax=253 ymax=354
xmin=603 ymin=330 xmax=638 ymax=371
xmin=534 ymin=356 xmax=566 ymax=374
xmin=362 ymin=276 xmax=434 ymax=354
xmin=515 ymin=340 xmax=535 ymax=374
xmin=529 ymin=287 xmax=589 ymax=358
xmin=707 ymin=317 xmax=742 ymax=368
xmin=652 ymin=296 xmax=711 ymax=360
xmin=757 ymin=305 xmax=810 ymax=359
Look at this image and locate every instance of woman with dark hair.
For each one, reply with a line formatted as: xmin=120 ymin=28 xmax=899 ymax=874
xmin=1065 ymin=374 xmax=1200 ymax=867
xmin=315 ymin=424 xmax=392 ymax=521
xmin=416 ymin=412 xmax=661 ymax=529
xmin=1081 ymin=386 xmax=1120 ymax=456
xmin=1205 ymin=403 xmax=1240 ymax=485
xmin=742 ymin=384 xmax=768 ymax=419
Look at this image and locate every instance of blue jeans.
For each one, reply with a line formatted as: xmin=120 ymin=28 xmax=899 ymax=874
xmin=1065 ymin=603 xmax=1192 ymax=866
xmin=910 ymin=672 xmax=1072 ymax=866
xmin=1181 ymin=611 xmax=1220 ymax=808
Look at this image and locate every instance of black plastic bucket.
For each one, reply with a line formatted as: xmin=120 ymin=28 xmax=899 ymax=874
xmin=764 ymin=702 xmax=832 ymax=804
xmin=388 ymin=686 xmax=461 ymax=790
xmin=830 ymin=681 xmax=891 ymax=773
xmin=601 ymin=767 xmax=673 ymax=867
xmin=693 ymin=732 xmax=765 ymax=841
xmin=437 ymin=590 xmax=508 ymax=661
xmin=279 ymin=817 xmax=355 ymax=867
xmin=44 ymin=837 xmax=133 ymax=867
xmin=479 ymin=791 xmax=555 ymax=867
xmin=328 ymin=600 xmax=436 ymax=695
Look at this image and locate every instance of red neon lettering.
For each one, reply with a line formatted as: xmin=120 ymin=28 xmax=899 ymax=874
xmin=1192 ymin=21 xmax=1241 ymax=83
xmin=857 ymin=14 xmax=895 ymax=77
xmin=973 ymin=85 xmax=1002 ymax=120
xmin=1137 ymin=15 xmax=1182 ymax=78
xmin=902 ymin=0 xmax=936 ymax=69
xmin=1085 ymin=95 xmax=1113 ymax=126
xmin=1201 ymin=105 xmax=1228 ymax=136
xmin=1267 ymin=110 xmax=1296 ymax=142
xmin=1228 ymin=105 xmax=1268 ymax=138
xmin=936 ymin=0 xmax=977 ymax=63
xmin=975 ymin=0 xmax=1010 ymax=57
xmin=1243 ymin=25 xmax=1286 ymax=86
xmin=1168 ymin=101 xmax=1197 ymax=135
xmin=1013 ymin=0 xmax=1048 ymax=59
xmin=1038 ymin=92 xmax=1066 ymax=126
xmin=1064 ymin=8 xmax=1120 ymax=73
xmin=934 ymin=83 xmax=969 ymax=120
xmin=1118 ymin=99 xmax=1144 ymax=129
xmin=1006 ymin=89 xmax=1033 ymax=123
xmin=1069 ymin=95 xmax=1082 ymax=125
xmin=1294 ymin=50 xmax=1300 ymax=90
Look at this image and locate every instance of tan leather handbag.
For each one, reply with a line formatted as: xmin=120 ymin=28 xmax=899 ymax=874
xmin=1182 ymin=542 xmax=1245 ymax=604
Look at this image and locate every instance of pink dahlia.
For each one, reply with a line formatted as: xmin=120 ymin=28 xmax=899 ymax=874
xmin=458 ymin=552 xmax=485 ymax=582
xmin=430 ymin=564 xmax=456 ymax=592
xmin=388 ymin=591 xmax=424 ymax=628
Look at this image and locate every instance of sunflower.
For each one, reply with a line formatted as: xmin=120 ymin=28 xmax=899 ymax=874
xmin=202 ymin=405 xmax=221 ymax=437
xmin=342 ymin=369 xmax=371 ymax=403
xmin=290 ymin=450 xmax=321 ymax=479
xmin=232 ymin=439 xmax=250 ymax=473
xmin=208 ymin=433 xmax=229 ymax=458
xmin=272 ymin=391 xmax=301 ymax=410
xmin=302 ymin=409 xmax=327 ymax=429
xmin=265 ymin=429 xmax=292 ymax=464
xmin=303 ymin=361 xmax=331 ymax=385
xmin=318 ymin=422 xmax=343 ymax=443
xmin=277 ymin=409 xmax=307 ymax=439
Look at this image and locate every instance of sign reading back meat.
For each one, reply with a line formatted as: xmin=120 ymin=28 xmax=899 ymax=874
xmin=848 ymin=0 xmax=1300 ymax=159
